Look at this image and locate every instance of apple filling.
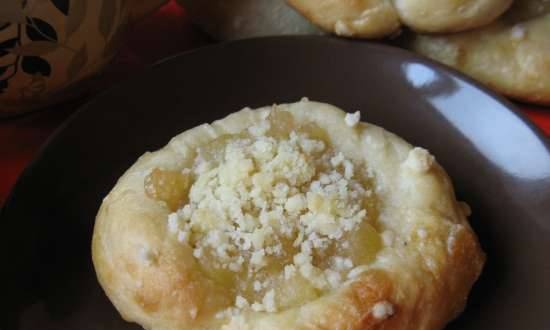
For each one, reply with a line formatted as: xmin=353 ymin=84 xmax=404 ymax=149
xmin=144 ymin=109 xmax=382 ymax=314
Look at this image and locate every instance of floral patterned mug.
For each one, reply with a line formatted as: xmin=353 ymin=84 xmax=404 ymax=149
xmin=0 ymin=0 xmax=167 ymax=117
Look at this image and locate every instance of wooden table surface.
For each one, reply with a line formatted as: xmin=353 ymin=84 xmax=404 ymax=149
xmin=1 ymin=0 xmax=549 ymax=205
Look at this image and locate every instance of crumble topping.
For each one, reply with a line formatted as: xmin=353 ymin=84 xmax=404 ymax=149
xmin=145 ymin=108 xmax=381 ymax=315
xmin=344 ymin=111 xmax=361 ymax=127
xmin=403 ymin=147 xmax=435 ymax=173
xmin=510 ymin=24 xmax=526 ymax=40
xmin=372 ymin=300 xmax=394 ymax=319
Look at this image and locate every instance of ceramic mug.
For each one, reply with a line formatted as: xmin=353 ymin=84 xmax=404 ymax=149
xmin=0 ymin=0 xmax=167 ymax=117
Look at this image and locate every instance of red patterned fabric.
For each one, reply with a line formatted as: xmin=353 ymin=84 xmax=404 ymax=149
xmin=1 ymin=0 xmax=549 ymax=204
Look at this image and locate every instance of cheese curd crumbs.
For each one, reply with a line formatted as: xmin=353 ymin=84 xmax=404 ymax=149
xmin=144 ymin=109 xmax=382 ymax=316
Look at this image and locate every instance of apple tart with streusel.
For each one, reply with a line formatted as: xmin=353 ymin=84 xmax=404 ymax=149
xmin=92 ymin=100 xmax=485 ymax=330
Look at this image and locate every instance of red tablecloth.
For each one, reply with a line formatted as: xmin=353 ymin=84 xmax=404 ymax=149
xmin=1 ymin=0 xmax=549 ymax=205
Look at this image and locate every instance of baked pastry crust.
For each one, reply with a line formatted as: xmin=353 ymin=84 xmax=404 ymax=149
xmin=286 ymin=0 xmax=512 ymax=38
xmin=409 ymin=0 xmax=550 ymax=105
xmin=394 ymin=0 xmax=513 ymax=33
xmin=92 ymin=100 xmax=485 ymax=330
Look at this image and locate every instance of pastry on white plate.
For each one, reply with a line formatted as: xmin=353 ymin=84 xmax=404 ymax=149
xmin=92 ymin=100 xmax=485 ymax=330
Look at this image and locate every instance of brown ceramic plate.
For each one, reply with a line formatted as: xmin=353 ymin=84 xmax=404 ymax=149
xmin=1 ymin=36 xmax=549 ymax=330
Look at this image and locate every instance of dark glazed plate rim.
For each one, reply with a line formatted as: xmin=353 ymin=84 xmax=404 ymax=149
xmin=3 ymin=36 xmax=548 ymax=204
xmin=1 ymin=36 xmax=549 ymax=330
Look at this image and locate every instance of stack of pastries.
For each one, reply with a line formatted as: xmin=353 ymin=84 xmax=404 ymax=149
xmin=179 ymin=0 xmax=549 ymax=105
xmin=285 ymin=0 xmax=550 ymax=105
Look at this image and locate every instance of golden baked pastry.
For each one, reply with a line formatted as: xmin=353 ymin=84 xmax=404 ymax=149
xmin=409 ymin=0 xmax=550 ymax=105
xmin=286 ymin=0 xmax=512 ymax=38
xmin=92 ymin=100 xmax=485 ymax=330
